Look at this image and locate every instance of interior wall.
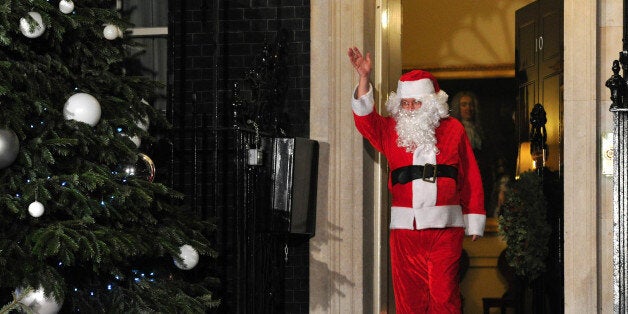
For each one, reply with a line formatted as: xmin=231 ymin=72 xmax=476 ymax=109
xmin=402 ymin=0 xmax=534 ymax=77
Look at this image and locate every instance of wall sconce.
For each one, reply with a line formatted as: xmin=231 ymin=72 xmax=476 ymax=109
xmin=515 ymin=141 xmax=546 ymax=179
xmin=381 ymin=9 xmax=389 ymax=29
xmin=515 ymin=141 xmax=534 ymax=179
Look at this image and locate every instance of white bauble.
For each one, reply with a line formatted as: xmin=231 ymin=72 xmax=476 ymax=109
xmin=103 ymin=24 xmax=120 ymax=40
xmin=63 ymin=93 xmax=101 ymax=126
xmin=19 ymin=12 xmax=46 ymax=38
xmin=28 ymin=201 xmax=45 ymax=217
xmin=58 ymin=0 xmax=75 ymax=14
xmin=136 ymin=116 xmax=149 ymax=131
xmin=121 ymin=133 xmax=141 ymax=148
xmin=174 ymin=244 xmax=199 ymax=270
xmin=15 ymin=286 xmax=62 ymax=314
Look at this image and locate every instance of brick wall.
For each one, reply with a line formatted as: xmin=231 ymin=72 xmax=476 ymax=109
xmin=169 ymin=1 xmax=310 ymax=313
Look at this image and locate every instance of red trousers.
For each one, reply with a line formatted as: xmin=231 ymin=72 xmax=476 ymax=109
xmin=390 ymin=227 xmax=464 ymax=314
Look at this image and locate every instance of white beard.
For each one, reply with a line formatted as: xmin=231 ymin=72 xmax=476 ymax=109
xmin=394 ymin=100 xmax=448 ymax=154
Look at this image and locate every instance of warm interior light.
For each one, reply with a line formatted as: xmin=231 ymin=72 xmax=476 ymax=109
xmin=515 ymin=141 xmax=534 ymax=179
xmin=381 ymin=10 xmax=389 ymax=29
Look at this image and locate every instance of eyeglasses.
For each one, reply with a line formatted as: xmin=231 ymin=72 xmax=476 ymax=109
xmin=401 ymin=99 xmax=422 ymax=107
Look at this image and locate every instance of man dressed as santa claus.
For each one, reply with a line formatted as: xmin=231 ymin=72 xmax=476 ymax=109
xmin=347 ymin=46 xmax=485 ymax=313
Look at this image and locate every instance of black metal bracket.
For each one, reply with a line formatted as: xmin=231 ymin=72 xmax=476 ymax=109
xmin=529 ymin=103 xmax=547 ymax=176
xmin=606 ymin=59 xmax=628 ymax=111
xmin=231 ymin=29 xmax=289 ymax=137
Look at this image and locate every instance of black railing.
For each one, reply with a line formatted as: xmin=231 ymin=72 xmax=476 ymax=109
xmin=605 ymin=1 xmax=628 ymax=311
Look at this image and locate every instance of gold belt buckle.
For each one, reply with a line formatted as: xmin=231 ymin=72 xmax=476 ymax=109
xmin=422 ymin=163 xmax=437 ymax=183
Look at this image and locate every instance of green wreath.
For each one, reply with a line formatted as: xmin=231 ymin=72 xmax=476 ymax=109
xmin=497 ymin=171 xmax=551 ymax=281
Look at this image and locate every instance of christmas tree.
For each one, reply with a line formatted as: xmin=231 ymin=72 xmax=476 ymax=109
xmin=0 ymin=1 xmax=218 ymax=312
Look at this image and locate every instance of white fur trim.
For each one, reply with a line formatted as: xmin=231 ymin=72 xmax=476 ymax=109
xmin=390 ymin=205 xmax=464 ymax=229
xmin=397 ymin=78 xmax=435 ymax=99
xmin=412 ymin=149 xmax=437 ymax=208
xmin=464 ymin=214 xmax=486 ymax=236
xmin=386 ymin=89 xmax=449 ymax=117
xmin=351 ymin=83 xmax=375 ymax=116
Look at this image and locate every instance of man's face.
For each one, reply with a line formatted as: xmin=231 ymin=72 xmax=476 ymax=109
xmin=401 ymin=98 xmax=422 ymax=111
xmin=459 ymin=95 xmax=474 ymax=121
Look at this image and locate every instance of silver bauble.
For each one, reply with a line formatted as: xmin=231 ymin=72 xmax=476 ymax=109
xmin=122 ymin=153 xmax=155 ymax=182
xmin=174 ymin=244 xmax=199 ymax=270
xmin=0 ymin=128 xmax=19 ymax=169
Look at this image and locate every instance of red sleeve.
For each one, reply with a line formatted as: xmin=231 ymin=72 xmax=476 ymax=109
xmin=353 ymin=111 xmax=390 ymax=154
xmin=458 ymin=129 xmax=486 ymax=216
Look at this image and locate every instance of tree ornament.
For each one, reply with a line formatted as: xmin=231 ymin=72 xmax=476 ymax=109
xmin=174 ymin=244 xmax=199 ymax=270
xmin=122 ymin=153 xmax=155 ymax=182
xmin=103 ymin=24 xmax=121 ymax=40
xmin=122 ymin=134 xmax=141 ymax=148
xmin=63 ymin=93 xmax=101 ymax=126
xmin=15 ymin=286 xmax=62 ymax=314
xmin=0 ymin=128 xmax=19 ymax=169
xmin=58 ymin=0 xmax=75 ymax=14
xmin=136 ymin=116 xmax=149 ymax=131
xmin=28 ymin=201 xmax=45 ymax=217
xmin=19 ymin=12 xmax=46 ymax=38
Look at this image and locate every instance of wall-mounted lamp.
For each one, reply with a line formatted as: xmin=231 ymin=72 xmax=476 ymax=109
xmin=515 ymin=141 xmax=534 ymax=179
xmin=515 ymin=140 xmax=546 ymax=179
xmin=381 ymin=10 xmax=389 ymax=29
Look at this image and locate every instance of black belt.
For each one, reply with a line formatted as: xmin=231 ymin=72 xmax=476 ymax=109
xmin=391 ymin=164 xmax=458 ymax=185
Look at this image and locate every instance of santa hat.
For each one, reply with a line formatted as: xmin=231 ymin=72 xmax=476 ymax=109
xmin=386 ymin=70 xmax=448 ymax=116
xmin=396 ymin=70 xmax=440 ymax=99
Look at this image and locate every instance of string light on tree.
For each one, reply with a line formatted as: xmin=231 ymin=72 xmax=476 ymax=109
xmin=19 ymin=12 xmax=46 ymax=38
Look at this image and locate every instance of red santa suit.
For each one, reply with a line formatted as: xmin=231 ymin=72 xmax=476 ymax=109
xmin=352 ymin=70 xmax=485 ymax=313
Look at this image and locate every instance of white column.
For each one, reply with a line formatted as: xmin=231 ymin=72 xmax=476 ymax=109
xmin=563 ymin=0 xmax=598 ymax=312
xmin=310 ymin=1 xmax=368 ymax=313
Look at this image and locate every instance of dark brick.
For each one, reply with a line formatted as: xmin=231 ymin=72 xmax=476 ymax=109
xmin=278 ymin=7 xmax=295 ymax=18
xmin=244 ymin=7 xmax=277 ymax=20
xmin=171 ymin=1 xmax=310 ymax=312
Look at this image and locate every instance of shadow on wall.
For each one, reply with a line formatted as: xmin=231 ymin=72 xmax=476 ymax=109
xmin=404 ymin=1 xmax=533 ymax=66
xmin=308 ymin=142 xmax=356 ymax=311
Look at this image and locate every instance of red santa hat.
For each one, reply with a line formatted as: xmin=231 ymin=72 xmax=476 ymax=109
xmin=386 ymin=69 xmax=448 ymax=116
xmin=396 ymin=70 xmax=440 ymax=99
